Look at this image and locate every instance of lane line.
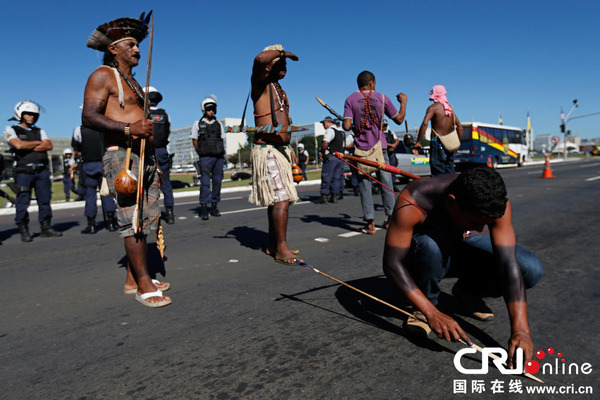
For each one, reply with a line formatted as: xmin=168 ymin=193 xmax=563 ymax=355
xmin=220 ymin=201 xmax=311 ymax=215
xmin=584 ymin=176 xmax=600 ymax=182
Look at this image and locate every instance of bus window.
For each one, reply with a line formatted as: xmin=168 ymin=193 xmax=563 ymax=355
xmin=461 ymin=126 xmax=472 ymax=141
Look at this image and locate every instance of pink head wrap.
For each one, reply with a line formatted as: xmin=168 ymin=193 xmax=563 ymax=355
xmin=429 ymin=85 xmax=452 ymax=116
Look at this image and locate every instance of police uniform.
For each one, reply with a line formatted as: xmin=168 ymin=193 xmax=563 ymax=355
xmin=149 ymin=105 xmax=174 ymax=224
xmin=318 ymin=124 xmax=345 ymax=203
xmin=383 ymin=127 xmax=399 ymax=167
xmin=297 ymin=146 xmax=309 ymax=180
xmin=191 ymin=116 xmax=225 ymax=219
xmin=5 ymin=124 xmax=62 ymax=241
xmin=62 ymin=151 xmax=77 ymax=201
xmin=72 ymin=126 xmax=117 ymax=233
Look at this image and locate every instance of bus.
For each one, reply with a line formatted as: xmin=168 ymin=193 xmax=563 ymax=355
xmin=454 ymin=122 xmax=528 ymax=168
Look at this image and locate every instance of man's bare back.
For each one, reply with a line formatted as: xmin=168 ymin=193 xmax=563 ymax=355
xmin=429 ymin=102 xmax=457 ymax=136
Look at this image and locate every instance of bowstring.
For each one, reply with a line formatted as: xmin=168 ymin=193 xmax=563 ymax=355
xmin=336 ymin=154 xmax=428 ymax=215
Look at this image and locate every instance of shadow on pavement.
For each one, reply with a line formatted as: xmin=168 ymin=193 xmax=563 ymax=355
xmin=219 ymin=225 xmax=268 ymax=252
xmin=300 ymin=213 xmax=363 ymax=232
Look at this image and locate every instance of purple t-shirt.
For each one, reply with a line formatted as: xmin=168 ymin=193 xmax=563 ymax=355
xmin=343 ymin=90 xmax=399 ymax=150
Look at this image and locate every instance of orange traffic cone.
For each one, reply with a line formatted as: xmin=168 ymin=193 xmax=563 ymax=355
xmin=540 ymin=155 xmax=555 ymax=178
xmin=487 ymin=156 xmax=493 ymax=168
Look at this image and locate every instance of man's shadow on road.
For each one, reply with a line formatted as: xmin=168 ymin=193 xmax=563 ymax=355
xmin=279 ymin=275 xmax=503 ymax=356
xmin=300 ymin=213 xmax=363 ymax=232
xmin=217 ymin=226 xmax=268 ymax=252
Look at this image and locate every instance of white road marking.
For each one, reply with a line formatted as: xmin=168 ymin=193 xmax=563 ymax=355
xmin=584 ymin=175 xmax=600 ymax=182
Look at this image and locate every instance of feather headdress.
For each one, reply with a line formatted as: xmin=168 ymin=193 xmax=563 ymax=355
xmin=87 ymin=11 xmax=152 ymax=51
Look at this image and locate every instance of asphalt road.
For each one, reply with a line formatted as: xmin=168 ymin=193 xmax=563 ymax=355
xmin=1 ymin=160 xmax=599 ymax=399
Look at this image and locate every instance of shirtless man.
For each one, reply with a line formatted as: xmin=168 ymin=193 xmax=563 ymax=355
xmin=413 ymin=85 xmax=462 ymax=176
xmin=383 ymin=167 xmax=543 ymax=368
xmin=82 ymin=13 xmax=171 ymax=307
xmin=249 ymin=45 xmax=301 ymax=264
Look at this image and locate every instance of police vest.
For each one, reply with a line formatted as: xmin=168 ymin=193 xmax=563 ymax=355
xmin=78 ymin=126 xmax=105 ymax=162
xmin=11 ymin=125 xmax=48 ymax=166
xmin=195 ymin=119 xmax=224 ymax=157
xmin=327 ymin=128 xmax=345 ymax=154
xmin=298 ymin=150 xmax=307 ymax=164
xmin=63 ymin=158 xmax=72 ymax=175
xmin=384 ymin=130 xmax=395 ymax=147
xmin=149 ymin=108 xmax=170 ymax=148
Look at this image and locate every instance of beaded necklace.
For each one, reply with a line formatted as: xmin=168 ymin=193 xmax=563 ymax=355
xmin=272 ymin=82 xmax=289 ymax=112
xmin=359 ymin=90 xmax=379 ymax=133
xmin=115 ymin=67 xmax=146 ymax=109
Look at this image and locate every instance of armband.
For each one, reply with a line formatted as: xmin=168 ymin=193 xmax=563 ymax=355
xmin=279 ymin=49 xmax=285 ymax=58
xmin=124 ymin=124 xmax=131 ymax=139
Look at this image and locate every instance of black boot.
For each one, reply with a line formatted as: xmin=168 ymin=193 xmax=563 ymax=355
xmin=353 ymin=187 xmax=359 ymax=196
xmin=210 ymin=203 xmax=221 ymax=217
xmin=81 ymin=217 xmax=97 ymax=234
xmin=337 ymin=192 xmax=344 ymax=200
xmin=317 ymin=195 xmax=329 ymax=204
xmin=18 ymin=223 xmax=33 ymax=242
xmin=40 ymin=218 xmax=63 ymax=237
xmin=200 ymin=205 xmax=209 ymax=220
xmin=165 ymin=207 xmax=175 ymax=224
xmin=105 ymin=212 xmax=118 ymax=232
xmin=329 ymin=194 xmax=338 ymax=203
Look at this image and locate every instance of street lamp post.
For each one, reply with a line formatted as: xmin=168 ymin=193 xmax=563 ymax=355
xmin=560 ymin=99 xmax=578 ymax=161
xmin=560 ymin=100 xmax=600 ymax=161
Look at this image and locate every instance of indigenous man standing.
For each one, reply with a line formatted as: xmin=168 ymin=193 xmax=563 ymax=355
xmin=249 ymin=44 xmax=301 ymax=264
xmin=82 ymin=13 xmax=171 ymax=307
xmin=343 ymin=71 xmax=407 ymax=234
xmin=413 ymin=85 xmax=462 ymax=176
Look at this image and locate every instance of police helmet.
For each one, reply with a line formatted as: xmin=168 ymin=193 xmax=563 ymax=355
xmin=201 ymin=94 xmax=218 ymax=113
xmin=63 ymin=148 xmax=73 ymax=156
xmin=11 ymin=100 xmax=40 ymax=121
xmin=403 ymin=133 xmax=416 ymax=148
xmin=143 ymin=86 xmax=163 ymax=106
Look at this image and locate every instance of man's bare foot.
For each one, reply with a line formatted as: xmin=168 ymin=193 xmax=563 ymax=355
xmin=124 ymin=279 xmax=170 ymax=294
xmin=135 ymin=290 xmax=172 ymax=307
xmin=266 ymin=248 xmax=300 ymax=256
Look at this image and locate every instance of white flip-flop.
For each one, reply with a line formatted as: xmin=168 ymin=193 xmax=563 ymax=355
xmin=124 ymin=279 xmax=170 ymax=295
xmin=135 ymin=290 xmax=172 ymax=308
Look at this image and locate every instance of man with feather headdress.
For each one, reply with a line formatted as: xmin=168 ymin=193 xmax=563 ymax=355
xmin=82 ymin=12 xmax=171 ymax=308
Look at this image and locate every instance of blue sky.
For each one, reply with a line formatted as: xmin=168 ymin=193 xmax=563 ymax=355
xmin=1 ymin=0 xmax=599 ymax=139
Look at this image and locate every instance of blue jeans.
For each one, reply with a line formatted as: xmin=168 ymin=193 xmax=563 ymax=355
xmin=357 ymin=151 xmax=395 ymax=220
xmin=320 ymin=156 xmax=344 ymax=195
xmin=299 ymin=162 xmax=307 ymax=180
xmin=155 ymin=147 xmax=174 ymax=207
xmin=405 ymin=233 xmax=544 ymax=305
xmin=81 ymin=162 xmax=116 ymax=217
xmin=198 ymin=156 xmax=224 ymax=205
xmin=429 ymin=138 xmax=455 ymax=176
xmin=15 ymin=169 xmax=52 ymax=225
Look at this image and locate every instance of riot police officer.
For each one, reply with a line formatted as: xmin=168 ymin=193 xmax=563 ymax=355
xmin=71 ymin=126 xmax=118 ymax=233
xmin=145 ymin=86 xmax=175 ymax=224
xmin=62 ymin=148 xmax=78 ymax=201
xmin=191 ymin=95 xmax=225 ymax=220
xmin=5 ymin=100 xmax=62 ymax=242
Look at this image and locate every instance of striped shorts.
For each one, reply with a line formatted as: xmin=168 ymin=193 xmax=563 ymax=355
xmin=103 ymin=147 xmax=160 ymax=237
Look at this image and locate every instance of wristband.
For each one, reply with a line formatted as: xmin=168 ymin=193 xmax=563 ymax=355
xmin=124 ymin=124 xmax=131 ymax=139
xmin=279 ymin=49 xmax=285 ymax=58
